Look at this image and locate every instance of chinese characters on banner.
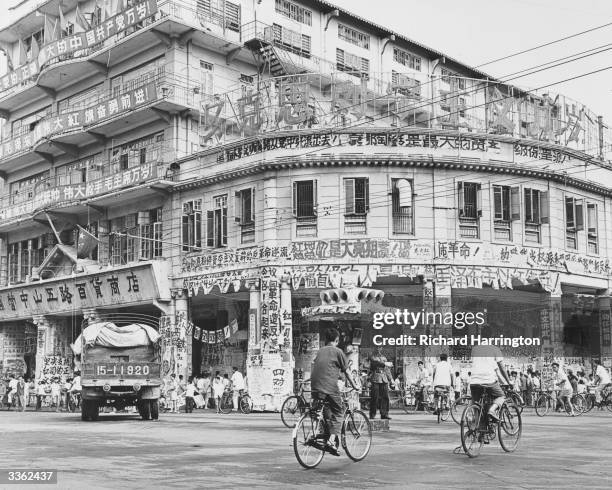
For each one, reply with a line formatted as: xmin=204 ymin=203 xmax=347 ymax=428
xmin=0 ymin=84 xmax=157 ymax=160
xmin=259 ymin=268 xmax=280 ymax=351
xmin=0 ymin=1 xmax=158 ymax=94
xmin=41 ymin=356 xmax=71 ymax=383
xmin=0 ymin=265 xmax=156 ymax=320
xmin=159 ymin=315 xmax=186 ymax=377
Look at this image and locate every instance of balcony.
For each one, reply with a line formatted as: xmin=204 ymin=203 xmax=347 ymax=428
xmin=0 ymin=70 xmax=199 ymax=173
xmin=0 ymin=0 xmax=243 ymax=115
xmin=0 ymin=157 xmax=175 ymax=232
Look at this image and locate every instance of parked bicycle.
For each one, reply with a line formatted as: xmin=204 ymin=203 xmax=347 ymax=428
xmin=281 ymin=379 xmax=311 ymax=428
xmin=67 ymin=392 xmax=82 ymax=413
xmin=458 ymin=387 xmax=522 ymax=458
xmin=535 ymin=390 xmax=581 ymax=416
xmin=404 ymin=385 xmax=435 ymax=414
xmin=292 ymin=389 xmax=372 ymax=469
xmin=219 ymin=388 xmax=253 ymax=414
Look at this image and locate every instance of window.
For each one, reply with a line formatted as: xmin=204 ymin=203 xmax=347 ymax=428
xmin=344 ymin=178 xmax=369 ymax=234
xmin=110 ymin=215 xmax=139 ymax=265
xmin=392 ymin=47 xmax=421 ymax=71
xmin=336 ymin=48 xmax=369 ymax=79
xmin=493 ymin=185 xmax=519 ymax=241
xmin=587 ymin=202 xmax=598 ymax=254
xmin=182 ymin=200 xmax=202 ymax=252
xmin=458 ymin=182 xmax=481 ymax=238
xmin=92 ymin=6 xmax=103 ymax=26
xmin=207 ymin=195 xmax=228 ymax=248
xmin=392 ymin=178 xmax=414 ymax=234
xmin=524 ymin=188 xmax=548 ymax=243
xmin=565 ymin=196 xmax=583 ymax=250
xmin=236 ymin=188 xmax=255 ymax=244
xmin=10 ymin=172 xmax=50 ymax=205
xmin=293 ymin=180 xmax=317 ymax=237
xmin=197 ymin=0 xmax=241 ymax=32
xmin=140 ymin=208 xmax=163 ymax=259
xmin=65 ymin=22 xmax=74 ymax=36
xmin=200 ymin=60 xmax=214 ymax=96
xmin=338 ymin=24 xmax=370 ymax=49
xmin=441 ymin=68 xmax=465 ymax=89
xmin=275 ymin=0 xmax=312 ymax=25
xmin=7 ymin=239 xmax=43 ymax=284
xmin=271 ymin=24 xmax=311 ymax=56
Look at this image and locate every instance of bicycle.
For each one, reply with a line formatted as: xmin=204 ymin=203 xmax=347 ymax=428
xmin=458 ymin=387 xmax=522 ymax=458
xmin=68 ymin=392 xmax=82 ymax=413
xmin=405 ymin=385 xmax=435 ymax=414
xmin=450 ymin=394 xmax=472 ymax=425
xmin=281 ymin=379 xmax=311 ymax=428
xmin=535 ymin=390 xmax=577 ymax=416
xmin=292 ymin=389 xmax=372 ymax=469
xmin=503 ymin=386 xmax=525 ymax=415
xmin=219 ymin=388 xmax=253 ymax=414
xmin=433 ymin=387 xmax=451 ymax=423
xmin=582 ymin=386 xmax=612 ymax=413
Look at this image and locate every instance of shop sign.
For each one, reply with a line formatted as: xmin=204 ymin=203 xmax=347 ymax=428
xmin=0 ymin=84 xmax=157 ymax=161
xmin=0 ymin=264 xmax=159 ymax=320
xmin=0 ymin=162 xmax=158 ymax=222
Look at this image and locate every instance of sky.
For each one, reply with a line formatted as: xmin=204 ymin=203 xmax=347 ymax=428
xmin=2 ymin=0 xmax=612 ymax=122
xmin=332 ymin=0 xmax=612 ymax=123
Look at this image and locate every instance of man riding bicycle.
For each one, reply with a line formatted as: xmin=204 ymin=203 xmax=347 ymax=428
xmin=431 ymin=353 xmax=454 ymax=415
xmin=310 ymin=327 xmax=358 ymax=456
xmin=469 ymin=344 xmax=511 ymax=434
xmin=414 ymin=360 xmax=429 ymax=410
xmin=593 ymin=359 xmax=611 ymax=405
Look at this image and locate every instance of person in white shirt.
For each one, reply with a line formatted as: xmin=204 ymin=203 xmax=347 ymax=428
xmin=552 ymin=362 xmax=575 ymax=416
xmin=453 ymin=371 xmax=462 ymax=401
xmin=469 ymin=344 xmax=510 ymax=423
xmin=7 ymin=375 xmax=18 ymax=409
xmin=198 ymin=373 xmax=211 ymax=409
xmin=431 ymin=353 xmax=454 ymax=415
xmin=593 ymin=359 xmax=611 ymax=404
xmin=184 ymin=377 xmax=197 ymax=413
xmin=230 ymin=367 xmax=246 ymax=410
xmin=212 ymin=374 xmax=225 ymax=413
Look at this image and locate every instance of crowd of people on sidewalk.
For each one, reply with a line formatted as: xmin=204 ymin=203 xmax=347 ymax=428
xmin=159 ymin=367 xmax=247 ymax=414
xmin=1 ymin=373 xmax=82 ymax=412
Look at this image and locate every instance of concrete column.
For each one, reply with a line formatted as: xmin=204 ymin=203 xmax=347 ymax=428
xmin=431 ymin=275 xmax=452 ymax=358
xmin=32 ymin=315 xmax=51 ymax=381
xmin=166 ymin=289 xmax=190 ymax=378
xmin=595 ymin=295 xmax=611 ymax=360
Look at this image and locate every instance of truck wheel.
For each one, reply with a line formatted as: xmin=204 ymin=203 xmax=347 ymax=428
xmin=81 ymin=401 xmax=89 ymax=421
xmin=140 ymin=400 xmax=151 ymax=420
xmin=150 ymin=400 xmax=159 ymax=420
xmin=91 ymin=402 xmax=99 ymax=421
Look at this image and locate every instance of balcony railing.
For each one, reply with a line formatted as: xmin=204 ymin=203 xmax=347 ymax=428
xmin=0 ymin=71 xmax=198 ymax=163
xmin=0 ymin=158 xmax=172 ymax=224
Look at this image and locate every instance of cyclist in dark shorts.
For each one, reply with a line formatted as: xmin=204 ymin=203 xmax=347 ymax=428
xmin=469 ymin=344 xmax=511 ymax=433
xmin=310 ymin=327 xmax=358 ymax=456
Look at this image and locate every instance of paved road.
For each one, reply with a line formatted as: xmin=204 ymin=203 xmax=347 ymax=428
xmin=0 ymin=407 xmax=611 ymax=489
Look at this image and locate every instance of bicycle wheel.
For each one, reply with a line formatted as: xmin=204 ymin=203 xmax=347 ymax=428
xmin=584 ymin=395 xmax=594 ymax=413
xmin=450 ymin=397 xmax=469 ymax=425
xmin=509 ymin=393 xmax=524 ymax=415
xmin=603 ymin=393 xmax=612 ymax=413
xmin=535 ymin=394 xmax=550 ymax=417
xmin=219 ymin=393 xmax=233 ymax=414
xmin=498 ymin=403 xmax=522 ymax=452
xmin=460 ymin=404 xmax=483 ymax=458
xmin=440 ymin=396 xmax=451 ymax=422
xmin=281 ymin=396 xmax=303 ymax=428
xmin=403 ymin=390 xmax=417 ymax=413
xmin=240 ymin=395 xmax=253 ymax=414
xmin=341 ymin=409 xmax=372 ymax=462
xmin=571 ymin=394 xmax=585 ymax=415
xmin=293 ymin=413 xmax=325 ymax=469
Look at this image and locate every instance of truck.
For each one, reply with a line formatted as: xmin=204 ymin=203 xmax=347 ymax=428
xmin=72 ymin=314 xmax=162 ymax=421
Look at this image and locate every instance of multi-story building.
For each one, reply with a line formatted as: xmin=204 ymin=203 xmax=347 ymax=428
xmin=1 ymin=0 xmax=611 ymax=408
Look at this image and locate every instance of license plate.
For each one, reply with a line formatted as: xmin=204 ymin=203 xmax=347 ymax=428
xmin=93 ymin=363 xmax=158 ymax=377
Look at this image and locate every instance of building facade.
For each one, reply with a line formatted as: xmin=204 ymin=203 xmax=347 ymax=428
xmin=0 ymin=0 xmax=611 ymax=408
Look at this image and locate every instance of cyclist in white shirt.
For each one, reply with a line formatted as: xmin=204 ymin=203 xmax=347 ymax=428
xmin=469 ymin=344 xmax=511 ymax=426
xmin=552 ymin=362 xmax=575 ymax=416
xmin=593 ymin=359 xmax=612 ymax=403
xmin=431 ymin=353 xmax=454 ymax=415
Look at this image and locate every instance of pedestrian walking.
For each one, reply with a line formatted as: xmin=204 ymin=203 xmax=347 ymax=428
xmin=185 ymin=377 xmax=197 ymax=413
xmin=369 ymin=346 xmax=392 ymax=420
xmin=231 ymin=367 xmax=245 ymax=410
xmin=16 ymin=376 xmax=26 ymax=412
xmin=212 ymin=374 xmax=225 ymax=412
